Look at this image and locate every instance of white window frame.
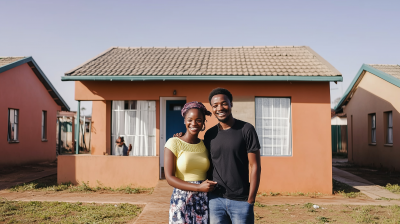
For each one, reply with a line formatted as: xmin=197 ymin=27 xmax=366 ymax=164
xmin=255 ymin=97 xmax=292 ymax=156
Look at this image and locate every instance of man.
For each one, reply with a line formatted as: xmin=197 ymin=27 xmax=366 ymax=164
xmin=175 ymin=88 xmax=261 ymax=223
xmin=115 ymin=137 xmax=132 ymax=156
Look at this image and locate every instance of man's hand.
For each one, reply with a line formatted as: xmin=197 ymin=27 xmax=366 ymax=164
xmin=247 ymin=198 xmax=255 ymax=205
xmin=173 ymin=132 xmax=184 ymax=137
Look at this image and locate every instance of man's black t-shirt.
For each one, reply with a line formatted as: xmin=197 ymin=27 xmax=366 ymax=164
xmin=204 ymin=119 xmax=260 ymax=201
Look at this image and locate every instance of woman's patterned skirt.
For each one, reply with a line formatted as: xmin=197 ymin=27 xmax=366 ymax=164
xmin=169 ymin=181 xmax=208 ymax=224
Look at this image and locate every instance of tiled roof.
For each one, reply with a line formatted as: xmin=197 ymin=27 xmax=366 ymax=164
xmin=368 ymin=64 xmax=400 ymax=80
xmin=0 ymin=57 xmax=26 ymax=67
xmin=65 ymin=46 xmax=341 ymax=77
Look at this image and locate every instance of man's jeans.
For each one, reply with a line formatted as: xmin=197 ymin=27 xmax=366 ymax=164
xmin=209 ymin=192 xmax=254 ymax=224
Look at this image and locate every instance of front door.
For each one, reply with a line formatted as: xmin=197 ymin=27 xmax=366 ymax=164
xmin=160 ymin=100 xmax=186 ymax=179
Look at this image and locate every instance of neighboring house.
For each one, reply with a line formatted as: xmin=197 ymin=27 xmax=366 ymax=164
xmin=57 ymin=111 xmax=92 ymax=155
xmin=331 ymin=112 xmax=347 ymax=154
xmin=59 ymin=46 xmax=342 ymax=194
xmin=0 ymin=57 xmax=69 ymax=166
xmin=335 ymin=64 xmax=400 ymax=171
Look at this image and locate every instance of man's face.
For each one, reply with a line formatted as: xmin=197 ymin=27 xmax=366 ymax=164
xmin=210 ymin=94 xmax=232 ymax=123
xmin=116 ymin=138 xmax=124 ymax=147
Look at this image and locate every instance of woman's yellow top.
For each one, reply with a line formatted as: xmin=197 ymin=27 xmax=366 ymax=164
xmin=165 ymin=137 xmax=210 ymax=181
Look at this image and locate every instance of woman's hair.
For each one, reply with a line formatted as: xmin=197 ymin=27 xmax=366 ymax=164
xmin=181 ymin=101 xmax=212 ymax=122
xmin=208 ymin=87 xmax=233 ymax=104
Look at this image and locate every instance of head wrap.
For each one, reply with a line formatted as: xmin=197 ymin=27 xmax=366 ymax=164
xmin=181 ymin=101 xmax=212 ymax=117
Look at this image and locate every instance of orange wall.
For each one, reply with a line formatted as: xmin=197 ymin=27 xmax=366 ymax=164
xmin=345 ymin=72 xmax=400 ymax=171
xmin=58 ymin=155 xmax=159 ymax=188
xmin=68 ymin=80 xmax=332 ymax=193
xmin=0 ymin=63 xmax=61 ymax=166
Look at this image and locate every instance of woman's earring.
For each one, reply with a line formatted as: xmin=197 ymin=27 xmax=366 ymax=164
xmin=202 ymin=123 xmax=206 ymax=131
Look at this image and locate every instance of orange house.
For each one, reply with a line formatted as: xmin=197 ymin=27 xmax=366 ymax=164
xmin=335 ymin=64 xmax=400 ymax=171
xmin=59 ymin=46 xmax=342 ymax=194
xmin=0 ymin=57 xmax=69 ymax=167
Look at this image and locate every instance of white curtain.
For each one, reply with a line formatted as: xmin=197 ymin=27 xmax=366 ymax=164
xmin=255 ymin=98 xmax=291 ymax=156
xmin=112 ymin=100 xmax=156 ymax=156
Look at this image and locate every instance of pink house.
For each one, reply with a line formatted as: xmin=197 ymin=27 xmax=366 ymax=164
xmin=0 ymin=57 xmax=69 ymax=167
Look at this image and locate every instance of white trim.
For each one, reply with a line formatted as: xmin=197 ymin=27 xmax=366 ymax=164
xmin=159 ymin=97 xmax=186 ymax=179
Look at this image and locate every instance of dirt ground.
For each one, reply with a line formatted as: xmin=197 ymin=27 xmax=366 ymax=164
xmin=254 ymin=204 xmax=400 ymax=223
xmin=334 ymin=162 xmax=400 ymax=187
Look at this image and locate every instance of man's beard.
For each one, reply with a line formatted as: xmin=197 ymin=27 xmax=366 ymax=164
xmin=216 ymin=113 xmax=232 ymax=123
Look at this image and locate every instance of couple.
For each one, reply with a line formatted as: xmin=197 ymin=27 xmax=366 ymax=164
xmin=164 ymin=88 xmax=261 ymax=224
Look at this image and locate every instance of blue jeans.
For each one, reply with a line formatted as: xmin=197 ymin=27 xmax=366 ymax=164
xmin=209 ymin=192 xmax=254 ymax=224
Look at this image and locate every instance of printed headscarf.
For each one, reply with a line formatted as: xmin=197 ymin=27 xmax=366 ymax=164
xmin=181 ymin=101 xmax=212 ymax=117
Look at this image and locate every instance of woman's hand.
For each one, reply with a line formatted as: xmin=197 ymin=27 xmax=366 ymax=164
xmin=197 ymin=179 xmax=218 ymax=192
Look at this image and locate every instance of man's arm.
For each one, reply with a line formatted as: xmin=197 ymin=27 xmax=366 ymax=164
xmin=248 ymin=149 xmax=261 ymax=204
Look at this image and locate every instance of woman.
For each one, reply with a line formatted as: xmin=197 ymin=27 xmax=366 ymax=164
xmin=164 ymin=101 xmax=217 ymax=224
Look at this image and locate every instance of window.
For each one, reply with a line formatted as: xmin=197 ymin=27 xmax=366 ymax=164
xmin=111 ymin=100 xmax=156 ymax=156
xmin=8 ymin=109 xmax=19 ymax=142
xmin=368 ymin=114 xmax=376 ymax=144
xmin=385 ymin=111 xmax=393 ymax=144
xmin=255 ymin=97 xmax=292 ymax=156
xmin=42 ymin=111 xmax=47 ymax=140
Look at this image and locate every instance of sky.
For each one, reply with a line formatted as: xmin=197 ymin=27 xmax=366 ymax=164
xmin=2 ymin=0 xmax=400 ymax=114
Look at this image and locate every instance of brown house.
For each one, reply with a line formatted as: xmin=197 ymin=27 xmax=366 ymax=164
xmin=59 ymin=46 xmax=342 ymax=194
xmin=335 ymin=64 xmax=400 ymax=171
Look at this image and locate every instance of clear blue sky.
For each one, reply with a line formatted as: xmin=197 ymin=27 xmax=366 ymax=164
xmin=2 ymin=0 xmax=399 ymax=114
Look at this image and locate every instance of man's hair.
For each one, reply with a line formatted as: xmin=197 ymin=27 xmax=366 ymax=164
xmin=208 ymin=88 xmax=233 ymax=104
xmin=119 ymin=136 xmax=125 ymax=143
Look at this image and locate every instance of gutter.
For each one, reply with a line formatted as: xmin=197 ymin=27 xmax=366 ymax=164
xmin=62 ymin=75 xmax=343 ymax=82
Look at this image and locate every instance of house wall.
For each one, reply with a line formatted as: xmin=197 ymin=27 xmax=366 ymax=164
xmin=0 ymin=63 xmax=61 ymax=166
xmin=345 ymin=71 xmax=400 ymax=171
xmin=58 ymin=155 xmax=159 ymax=188
xmin=59 ymin=80 xmax=332 ymax=193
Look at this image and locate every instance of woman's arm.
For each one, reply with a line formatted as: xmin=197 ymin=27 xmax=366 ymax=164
xmin=164 ymin=147 xmax=216 ymax=192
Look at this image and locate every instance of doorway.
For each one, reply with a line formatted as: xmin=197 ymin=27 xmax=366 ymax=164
xmin=159 ymin=97 xmax=186 ymax=179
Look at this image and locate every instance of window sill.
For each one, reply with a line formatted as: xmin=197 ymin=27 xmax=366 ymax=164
xmin=384 ymin=144 xmax=393 ymax=147
xmin=8 ymin=141 xmax=19 ymax=144
xmin=369 ymin=143 xmax=376 ymax=146
xmin=42 ymin=139 xmax=48 ymax=142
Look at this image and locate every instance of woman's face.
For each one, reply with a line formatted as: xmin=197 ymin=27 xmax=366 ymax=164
xmin=184 ymin=108 xmax=204 ymax=136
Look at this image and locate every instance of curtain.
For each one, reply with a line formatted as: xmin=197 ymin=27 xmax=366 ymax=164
xmin=112 ymin=100 xmax=156 ymax=156
xmin=255 ymin=98 xmax=291 ymax=156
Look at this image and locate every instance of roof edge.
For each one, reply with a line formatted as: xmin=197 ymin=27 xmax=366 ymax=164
xmin=305 ymin=46 xmax=342 ymax=76
xmin=29 ymin=58 xmax=70 ymax=111
xmin=0 ymin=57 xmax=31 ymax=73
xmin=334 ymin=64 xmax=400 ymax=111
xmin=62 ymin=75 xmax=343 ymax=82
xmin=64 ymin=47 xmax=115 ymax=75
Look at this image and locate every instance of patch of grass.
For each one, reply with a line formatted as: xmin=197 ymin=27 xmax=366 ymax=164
xmin=352 ymin=206 xmax=378 ymax=223
xmin=385 ymin=183 xmax=400 ymax=194
xmin=333 ymin=179 xmax=364 ymax=198
xmin=9 ymin=175 xmax=153 ymax=194
xmin=316 ymin=216 xmax=330 ymax=223
xmin=254 ymin=202 xmax=266 ymax=207
xmin=0 ymin=199 xmax=142 ymax=223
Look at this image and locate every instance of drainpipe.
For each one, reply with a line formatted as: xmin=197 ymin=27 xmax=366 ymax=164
xmin=76 ymin=101 xmax=81 ymax=154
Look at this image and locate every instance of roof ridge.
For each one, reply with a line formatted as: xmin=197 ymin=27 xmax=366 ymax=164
xmin=114 ymin=46 xmax=306 ymax=49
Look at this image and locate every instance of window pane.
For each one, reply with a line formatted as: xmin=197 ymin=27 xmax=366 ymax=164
xmin=255 ymin=97 xmax=291 ymax=156
xmin=371 ymin=129 xmax=376 ymax=143
xmin=388 ymin=112 xmax=393 ymax=128
xmin=9 ymin=109 xmax=14 ymax=124
xmin=372 ymin=115 xmax=376 ymax=128
xmin=387 ymin=128 xmax=393 ymax=144
xmin=13 ymin=124 xmax=18 ymax=140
